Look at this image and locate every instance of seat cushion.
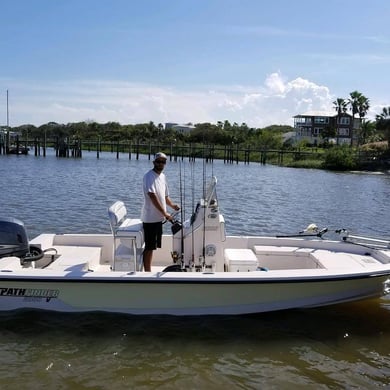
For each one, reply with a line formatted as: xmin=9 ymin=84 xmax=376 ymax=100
xmin=115 ymin=218 xmax=144 ymax=247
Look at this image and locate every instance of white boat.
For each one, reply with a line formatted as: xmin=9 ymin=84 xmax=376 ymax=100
xmin=0 ymin=176 xmax=389 ymax=315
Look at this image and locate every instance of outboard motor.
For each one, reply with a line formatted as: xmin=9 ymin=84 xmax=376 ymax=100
xmin=0 ymin=218 xmax=50 ymax=266
xmin=0 ymin=217 xmax=30 ymax=259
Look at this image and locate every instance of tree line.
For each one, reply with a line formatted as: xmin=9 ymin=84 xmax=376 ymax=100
xmin=10 ymin=121 xmax=293 ymax=150
xmin=6 ymin=90 xmax=390 ymax=150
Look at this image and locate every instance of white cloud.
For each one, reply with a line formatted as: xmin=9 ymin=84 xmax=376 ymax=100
xmin=0 ymin=72 xmax=377 ymax=128
xmin=211 ymin=72 xmax=333 ymax=125
xmin=264 ymin=72 xmax=286 ymax=95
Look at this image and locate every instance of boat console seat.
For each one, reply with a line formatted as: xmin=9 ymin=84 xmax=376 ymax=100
xmin=108 ymin=201 xmax=144 ymax=271
xmin=108 ymin=201 xmax=144 ymax=247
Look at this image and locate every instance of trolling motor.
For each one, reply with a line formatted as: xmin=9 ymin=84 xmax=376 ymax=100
xmin=300 ymin=224 xmax=329 ymax=238
xmin=0 ymin=217 xmax=44 ymax=264
xmin=276 ymin=224 xmax=328 ymax=239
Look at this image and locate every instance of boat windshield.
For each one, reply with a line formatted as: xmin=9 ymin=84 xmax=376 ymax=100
xmin=204 ymin=176 xmax=217 ymax=204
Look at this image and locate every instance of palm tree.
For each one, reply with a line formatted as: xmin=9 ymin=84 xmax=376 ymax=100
xmin=333 ymin=98 xmax=348 ymax=145
xmin=376 ymin=106 xmax=390 ymax=148
xmin=359 ymin=120 xmax=375 ymax=145
xmin=348 ymin=91 xmax=362 ymax=146
xmin=358 ymin=95 xmax=370 ymax=121
xmin=357 ymin=94 xmax=370 ymax=146
xmin=348 ymin=91 xmax=370 ymax=146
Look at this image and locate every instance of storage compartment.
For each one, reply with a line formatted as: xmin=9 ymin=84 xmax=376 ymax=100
xmin=224 ymin=248 xmax=258 ymax=272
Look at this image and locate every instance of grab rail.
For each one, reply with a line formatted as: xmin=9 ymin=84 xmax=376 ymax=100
xmin=336 ymin=229 xmax=390 ymax=249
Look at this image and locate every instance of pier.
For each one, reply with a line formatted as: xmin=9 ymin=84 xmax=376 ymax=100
xmin=0 ymin=136 xmax=258 ymax=164
xmin=1 ymin=136 xmax=385 ymax=169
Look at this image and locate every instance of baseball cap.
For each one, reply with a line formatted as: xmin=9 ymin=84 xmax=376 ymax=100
xmin=154 ymin=152 xmax=167 ymax=161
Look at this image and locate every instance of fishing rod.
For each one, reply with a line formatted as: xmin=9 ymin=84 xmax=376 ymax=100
xmin=191 ymin=160 xmax=196 ymax=270
xmin=201 ymin=149 xmax=207 ymax=269
xmin=179 ymin=160 xmax=184 ymax=267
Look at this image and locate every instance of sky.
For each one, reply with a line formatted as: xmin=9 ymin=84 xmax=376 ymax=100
xmin=0 ymin=0 xmax=389 ymax=128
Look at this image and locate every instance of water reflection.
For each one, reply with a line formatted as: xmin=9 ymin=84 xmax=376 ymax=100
xmin=0 ymin=299 xmax=390 ymax=388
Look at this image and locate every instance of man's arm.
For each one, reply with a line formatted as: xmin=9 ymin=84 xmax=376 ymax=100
xmin=166 ymin=196 xmax=180 ymax=211
xmin=148 ymin=192 xmax=170 ymax=219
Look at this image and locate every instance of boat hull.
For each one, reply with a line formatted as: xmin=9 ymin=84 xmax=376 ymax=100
xmin=0 ymin=273 xmax=387 ymax=315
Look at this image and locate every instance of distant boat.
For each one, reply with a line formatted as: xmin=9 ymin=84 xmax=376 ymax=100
xmin=7 ymin=146 xmax=29 ymax=155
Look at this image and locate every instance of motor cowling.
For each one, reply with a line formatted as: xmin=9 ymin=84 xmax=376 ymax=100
xmin=0 ymin=217 xmax=29 ymax=259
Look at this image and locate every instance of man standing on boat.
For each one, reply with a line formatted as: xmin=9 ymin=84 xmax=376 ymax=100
xmin=141 ymin=152 xmax=180 ymax=272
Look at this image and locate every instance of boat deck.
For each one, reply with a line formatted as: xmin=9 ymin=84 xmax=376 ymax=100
xmin=1 ymin=233 xmax=389 ymax=278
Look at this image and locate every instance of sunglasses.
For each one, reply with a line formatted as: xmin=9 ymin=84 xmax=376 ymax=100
xmin=155 ymin=160 xmax=166 ymax=164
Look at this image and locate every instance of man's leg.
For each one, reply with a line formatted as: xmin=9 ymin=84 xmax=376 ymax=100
xmin=142 ymin=222 xmax=161 ymax=272
xmin=143 ymin=249 xmax=153 ymax=272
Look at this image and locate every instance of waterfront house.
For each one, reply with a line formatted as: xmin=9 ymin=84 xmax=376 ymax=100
xmin=165 ymin=123 xmax=195 ymax=134
xmin=293 ymin=111 xmax=357 ymax=146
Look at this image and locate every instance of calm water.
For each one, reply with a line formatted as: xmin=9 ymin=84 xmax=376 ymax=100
xmin=0 ymin=150 xmax=390 ymax=389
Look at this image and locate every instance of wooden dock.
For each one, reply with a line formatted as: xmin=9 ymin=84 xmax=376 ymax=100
xmin=0 ymin=136 xmax=258 ymax=164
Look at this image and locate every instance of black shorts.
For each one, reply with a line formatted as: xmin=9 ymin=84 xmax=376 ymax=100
xmin=143 ymin=222 xmax=163 ymax=250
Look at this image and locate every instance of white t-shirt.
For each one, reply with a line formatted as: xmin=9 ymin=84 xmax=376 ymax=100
xmin=141 ymin=169 xmax=169 ymax=223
